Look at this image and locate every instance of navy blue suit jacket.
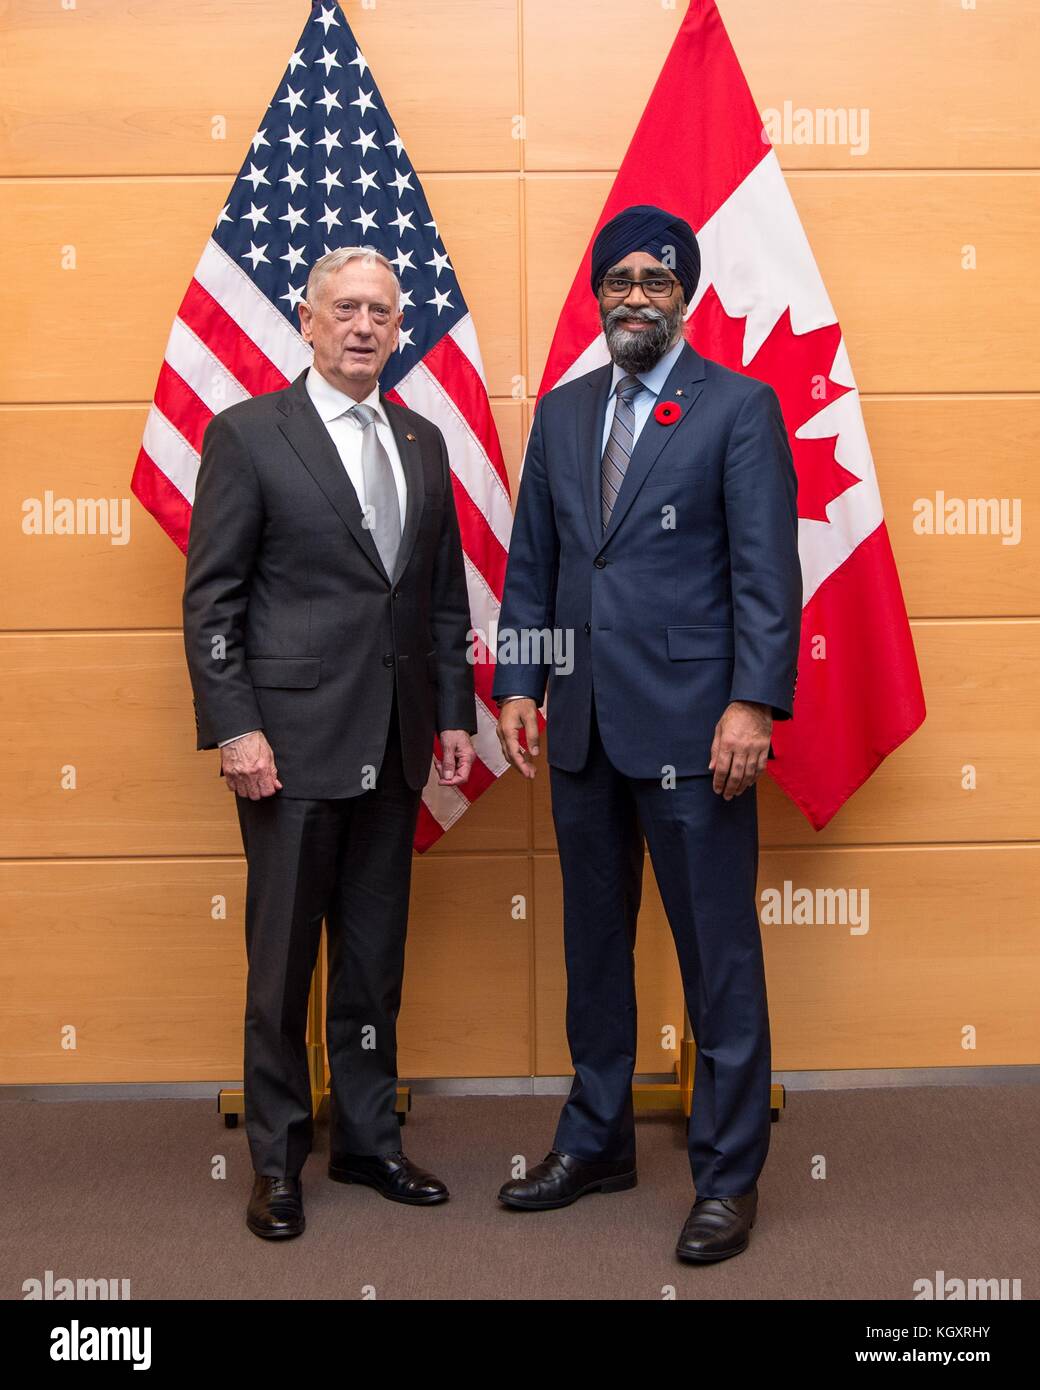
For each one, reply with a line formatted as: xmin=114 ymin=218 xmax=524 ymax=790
xmin=492 ymin=341 xmax=802 ymax=777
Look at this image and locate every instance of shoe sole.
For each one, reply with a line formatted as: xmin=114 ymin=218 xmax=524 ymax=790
xmin=327 ymin=1166 xmax=449 ymax=1204
xmin=498 ymin=1172 xmax=637 ymax=1211
xmin=675 ymin=1216 xmax=755 ymax=1263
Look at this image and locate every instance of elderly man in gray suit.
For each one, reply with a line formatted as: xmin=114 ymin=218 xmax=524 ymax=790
xmin=183 ymin=247 xmax=477 ymax=1240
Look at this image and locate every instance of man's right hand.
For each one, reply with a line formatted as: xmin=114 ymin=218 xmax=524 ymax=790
xmin=221 ymin=731 xmax=283 ymax=799
xmin=495 ymin=698 xmax=541 ymax=779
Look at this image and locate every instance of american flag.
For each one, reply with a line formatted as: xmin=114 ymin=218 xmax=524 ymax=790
xmin=132 ymin=0 xmax=513 ymax=851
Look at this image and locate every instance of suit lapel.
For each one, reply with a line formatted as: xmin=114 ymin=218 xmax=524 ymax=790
xmin=583 ymin=340 xmax=708 ymax=549
xmin=277 ymin=369 xmax=423 ymax=585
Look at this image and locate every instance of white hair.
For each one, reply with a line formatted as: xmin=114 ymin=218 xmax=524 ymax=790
xmin=304 ymin=246 xmax=401 ymax=306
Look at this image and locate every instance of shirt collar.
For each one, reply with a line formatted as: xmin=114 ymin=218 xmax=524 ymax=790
xmin=306 ymin=365 xmax=385 ymax=425
xmin=609 ymin=333 xmax=687 ymax=400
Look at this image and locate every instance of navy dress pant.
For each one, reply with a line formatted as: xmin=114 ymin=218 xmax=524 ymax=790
xmin=549 ymin=691 xmax=771 ymax=1198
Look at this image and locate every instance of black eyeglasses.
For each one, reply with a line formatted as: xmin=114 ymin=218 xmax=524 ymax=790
xmin=599 ymin=274 xmax=679 ymax=300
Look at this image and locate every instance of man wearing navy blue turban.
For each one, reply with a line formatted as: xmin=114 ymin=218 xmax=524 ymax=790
xmin=589 ymin=203 xmax=702 ymax=306
xmin=492 ymin=204 xmax=802 ymax=1264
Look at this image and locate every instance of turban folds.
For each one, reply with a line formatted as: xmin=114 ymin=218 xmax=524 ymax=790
xmin=590 ymin=204 xmax=700 ymax=304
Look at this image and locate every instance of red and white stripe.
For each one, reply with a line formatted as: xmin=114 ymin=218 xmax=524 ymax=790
xmin=133 ymin=237 xmax=511 ymax=851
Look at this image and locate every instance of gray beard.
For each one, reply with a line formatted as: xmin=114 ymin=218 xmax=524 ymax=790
xmin=602 ymin=305 xmax=682 ymax=374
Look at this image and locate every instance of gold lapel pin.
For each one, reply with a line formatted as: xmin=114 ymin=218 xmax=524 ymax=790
xmin=406 ymin=432 xmax=416 ymax=441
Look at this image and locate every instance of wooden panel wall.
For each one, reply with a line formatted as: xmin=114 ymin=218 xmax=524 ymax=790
xmin=1 ymin=0 xmax=1037 ymax=1084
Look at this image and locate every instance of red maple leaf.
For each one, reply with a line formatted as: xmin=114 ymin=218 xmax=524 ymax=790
xmin=687 ymin=286 xmax=859 ymax=523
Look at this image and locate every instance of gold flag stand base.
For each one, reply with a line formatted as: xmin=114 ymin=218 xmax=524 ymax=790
xmin=217 ymin=936 xmax=411 ymax=1130
xmin=219 ymin=970 xmax=781 ymax=1129
xmin=633 ymin=1010 xmax=786 ymax=1121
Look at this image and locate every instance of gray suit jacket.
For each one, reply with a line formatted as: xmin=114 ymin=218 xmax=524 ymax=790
xmin=182 ymin=367 xmax=477 ymax=798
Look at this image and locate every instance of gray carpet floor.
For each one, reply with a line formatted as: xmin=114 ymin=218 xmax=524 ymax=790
xmin=3 ymin=1086 xmax=1037 ymax=1300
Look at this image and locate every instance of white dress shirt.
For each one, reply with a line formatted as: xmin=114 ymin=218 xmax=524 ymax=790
xmin=304 ymin=364 xmax=408 ymax=523
xmin=219 ymin=365 xmax=408 ymax=747
xmin=600 ymin=333 xmax=686 ymax=456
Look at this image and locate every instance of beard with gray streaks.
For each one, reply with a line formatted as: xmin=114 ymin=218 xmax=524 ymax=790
xmin=600 ymin=299 xmax=686 ymax=374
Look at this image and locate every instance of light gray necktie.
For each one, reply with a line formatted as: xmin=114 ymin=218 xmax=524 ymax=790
xmin=347 ymin=402 xmax=402 ymax=578
xmin=601 ymin=374 xmax=643 ymax=532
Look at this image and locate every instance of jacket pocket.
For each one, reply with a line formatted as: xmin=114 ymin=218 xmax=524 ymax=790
xmin=666 ymin=625 xmax=734 ymax=660
xmin=643 ymin=463 xmax=708 ymax=488
xmin=246 ymin=657 xmax=322 ymax=688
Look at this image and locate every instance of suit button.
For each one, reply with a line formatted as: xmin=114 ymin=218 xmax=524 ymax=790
xmin=584 ymin=622 xmax=591 ymax=634
xmin=382 ymin=653 xmax=394 ymax=667
xmin=392 ymin=589 xmax=400 ymax=599
xmin=594 ymin=557 xmax=607 ymax=569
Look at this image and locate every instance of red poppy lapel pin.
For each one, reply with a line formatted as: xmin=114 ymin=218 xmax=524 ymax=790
xmin=654 ymin=400 xmax=681 ymax=426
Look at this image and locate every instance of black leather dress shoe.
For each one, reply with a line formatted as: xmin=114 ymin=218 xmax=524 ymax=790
xmin=246 ymin=1174 xmax=304 ymax=1240
xmin=675 ymin=1186 xmax=757 ymax=1263
xmin=328 ymin=1150 xmax=449 ymax=1205
xmin=498 ymin=1150 xmax=637 ymax=1210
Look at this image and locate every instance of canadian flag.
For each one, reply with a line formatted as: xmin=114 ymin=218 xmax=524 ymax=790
xmin=538 ymin=0 xmax=926 ymax=830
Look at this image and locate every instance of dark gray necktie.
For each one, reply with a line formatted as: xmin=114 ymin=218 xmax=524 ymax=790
xmin=601 ymin=374 xmax=643 ymax=532
xmin=347 ymin=402 xmax=402 ymax=578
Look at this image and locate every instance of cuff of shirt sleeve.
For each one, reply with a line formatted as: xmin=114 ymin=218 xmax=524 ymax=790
xmin=217 ymin=730 xmax=259 ymax=747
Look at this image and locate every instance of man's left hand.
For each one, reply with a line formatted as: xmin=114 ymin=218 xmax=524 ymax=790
xmin=708 ymin=701 xmax=772 ymax=799
xmin=436 ymin=730 xmax=476 ymax=786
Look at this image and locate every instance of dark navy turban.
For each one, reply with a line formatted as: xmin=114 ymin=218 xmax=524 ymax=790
xmin=590 ymin=204 xmax=700 ymax=304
